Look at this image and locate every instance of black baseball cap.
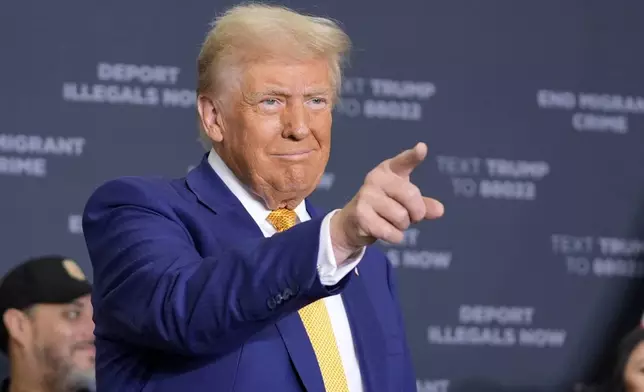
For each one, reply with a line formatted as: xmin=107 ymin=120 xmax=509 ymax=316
xmin=0 ymin=255 xmax=92 ymax=353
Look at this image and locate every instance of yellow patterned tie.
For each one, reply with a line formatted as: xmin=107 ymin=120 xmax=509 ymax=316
xmin=267 ymin=208 xmax=350 ymax=392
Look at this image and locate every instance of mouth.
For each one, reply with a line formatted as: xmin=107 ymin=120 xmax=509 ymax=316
xmin=74 ymin=343 xmax=96 ymax=355
xmin=272 ymin=149 xmax=314 ymax=160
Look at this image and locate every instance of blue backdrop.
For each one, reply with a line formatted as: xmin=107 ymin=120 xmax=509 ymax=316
xmin=2 ymin=1 xmax=644 ymax=390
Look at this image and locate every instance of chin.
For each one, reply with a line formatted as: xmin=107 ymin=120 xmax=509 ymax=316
xmin=277 ymin=168 xmax=322 ymax=192
xmin=275 ymin=179 xmax=312 ymax=195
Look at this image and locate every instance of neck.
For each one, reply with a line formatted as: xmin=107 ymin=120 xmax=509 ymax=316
xmin=255 ymin=182 xmax=305 ymax=210
xmin=8 ymin=372 xmax=50 ymax=392
xmin=8 ymin=358 xmax=59 ymax=392
xmin=9 ymin=384 xmax=49 ymax=392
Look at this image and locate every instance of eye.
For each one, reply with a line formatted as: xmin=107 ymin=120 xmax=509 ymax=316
xmin=259 ymin=98 xmax=282 ymax=111
xmin=307 ymin=97 xmax=328 ymax=109
xmin=64 ymin=310 xmax=81 ymax=320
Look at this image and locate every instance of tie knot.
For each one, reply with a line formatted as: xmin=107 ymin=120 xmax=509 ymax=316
xmin=267 ymin=208 xmax=297 ymax=232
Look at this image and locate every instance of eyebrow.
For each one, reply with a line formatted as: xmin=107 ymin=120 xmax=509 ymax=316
xmin=68 ymin=300 xmax=85 ymax=308
xmin=248 ymin=87 xmax=331 ymax=99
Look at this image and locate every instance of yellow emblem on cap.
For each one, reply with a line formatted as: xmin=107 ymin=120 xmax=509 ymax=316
xmin=62 ymin=259 xmax=86 ymax=281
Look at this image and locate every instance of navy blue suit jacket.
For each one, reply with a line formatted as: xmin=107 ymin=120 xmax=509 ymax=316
xmin=82 ymin=155 xmax=416 ymax=391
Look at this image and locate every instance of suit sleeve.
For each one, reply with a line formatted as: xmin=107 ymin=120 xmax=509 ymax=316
xmin=385 ymin=257 xmax=418 ymax=391
xmin=83 ymin=177 xmax=350 ymax=357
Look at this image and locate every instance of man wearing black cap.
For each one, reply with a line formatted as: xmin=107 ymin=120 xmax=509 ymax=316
xmin=0 ymin=256 xmax=95 ymax=392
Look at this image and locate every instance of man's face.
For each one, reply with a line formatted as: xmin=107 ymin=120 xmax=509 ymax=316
xmin=213 ymin=58 xmax=334 ymax=208
xmin=28 ymin=294 xmax=95 ymax=388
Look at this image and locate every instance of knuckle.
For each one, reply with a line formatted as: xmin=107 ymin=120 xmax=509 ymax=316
xmin=355 ymin=187 xmax=372 ymax=207
xmin=410 ymin=207 xmax=425 ymax=223
xmin=364 ymin=168 xmax=381 ymax=185
xmin=386 ymin=228 xmax=404 ymax=244
xmin=414 ymin=203 xmax=427 ymax=221
xmin=405 ymin=184 xmax=421 ymax=201
xmin=369 ymin=225 xmax=385 ymax=241
xmin=354 ymin=201 xmax=370 ymax=220
xmin=393 ymin=208 xmax=409 ymax=228
xmin=402 ymin=185 xmax=424 ymax=221
xmin=373 ymin=226 xmax=385 ymax=240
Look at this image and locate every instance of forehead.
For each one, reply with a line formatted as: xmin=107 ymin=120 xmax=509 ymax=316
xmin=241 ymin=58 xmax=332 ymax=92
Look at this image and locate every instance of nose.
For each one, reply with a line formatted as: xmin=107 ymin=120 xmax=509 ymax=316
xmin=78 ymin=313 xmax=96 ymax=342
xmin=282 ymin=99 xmax=310 ymax=140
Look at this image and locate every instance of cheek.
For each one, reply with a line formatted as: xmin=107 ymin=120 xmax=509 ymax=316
xmin=242 ymin=115 xmax=282 ymax=144
xmin=626 ymin=371 xmax=644 ymax=392
xmin=312 ymin=113 xmax=332 ymax=142
xmin=47 ymin=328 xmax=74 ymax=354
xmin=34 ymin=321 xmax=68 ymax=343
xmin=235 ymin=117 xmax=283 ymax=162
xmin=51 ymin=322 xmax=75 ymax=341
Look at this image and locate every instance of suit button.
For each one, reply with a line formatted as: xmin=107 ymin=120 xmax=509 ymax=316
xmin=275 ymin=293 xmax=283 ymax=304
xmin=267 ymin=298 xmax=277 ymax=310
xmin=283 ymin=288 xmax=293 ymax=300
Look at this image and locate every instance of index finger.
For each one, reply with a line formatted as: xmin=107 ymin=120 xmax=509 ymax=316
xmin=387 ymin=142 xmax=428 ymax=177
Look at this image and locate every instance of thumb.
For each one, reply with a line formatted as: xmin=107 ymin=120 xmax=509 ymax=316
xmin=388 ymin=142 xmax=428 ymax=177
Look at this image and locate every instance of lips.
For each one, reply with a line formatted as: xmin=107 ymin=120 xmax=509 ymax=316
xmin=73 ymin=342 xmax=96 ymax=354
xmin=273 ymin=149 xmax=314 ymax=159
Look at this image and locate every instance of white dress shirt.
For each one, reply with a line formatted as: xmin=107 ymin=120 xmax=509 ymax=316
xmin=207 ymin=149 xmax=365 ymax=392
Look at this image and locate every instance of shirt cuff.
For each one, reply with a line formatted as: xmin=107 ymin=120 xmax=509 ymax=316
xmin=317 ymin=209 xmax=366 ymax=286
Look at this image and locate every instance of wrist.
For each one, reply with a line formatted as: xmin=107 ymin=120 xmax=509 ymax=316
xmin=330 ymin=210 xmax=361 ymax=263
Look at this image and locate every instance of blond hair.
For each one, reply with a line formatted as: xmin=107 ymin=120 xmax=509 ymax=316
xmin=196 ymin=3 xmax=351 ymax=149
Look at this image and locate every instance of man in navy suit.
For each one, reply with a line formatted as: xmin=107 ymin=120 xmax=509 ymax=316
xmin=82 ymin=3 xmax=444 ymax=391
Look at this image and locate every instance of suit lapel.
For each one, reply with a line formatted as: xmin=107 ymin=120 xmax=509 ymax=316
xmin=186 ymin=154 xmax=242 ymax=215
xmin=276 ymin=316 xmax=326 ymax=392
xmin=340 ymin=270 xmax=388 ymax=391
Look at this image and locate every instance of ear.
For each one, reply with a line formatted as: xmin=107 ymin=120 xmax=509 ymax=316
xmin=3 ymin=308 xmax=33 ymax=349
xmin=197 ymin=94 xmax=225 ymax=143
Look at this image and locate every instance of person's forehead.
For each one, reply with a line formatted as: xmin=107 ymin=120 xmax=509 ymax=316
xmin=242 ymin=60 xmax=331 ymax=82
xmin=35 ymin=302 xmax=74 ymax=312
